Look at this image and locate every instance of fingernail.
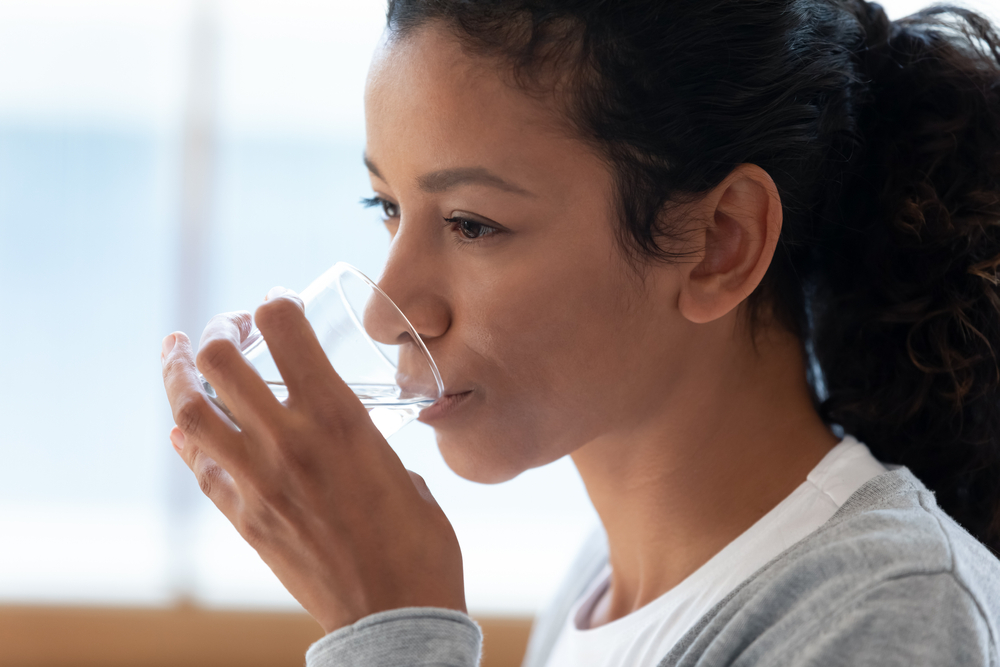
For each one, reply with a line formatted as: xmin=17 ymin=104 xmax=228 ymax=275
xmin=161 ymin=333 xmax=176 ymax=359
xmin=266 ymin=286 xmax=289 ymax=301
xmin=170 ymin=428 xmax=186 ymax=452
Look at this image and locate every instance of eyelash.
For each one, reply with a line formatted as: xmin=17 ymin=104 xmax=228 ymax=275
xmin=360 ymin=196 xmax=398 ymax=219
xmin=360 ymin=195 xmax=500 ymax=242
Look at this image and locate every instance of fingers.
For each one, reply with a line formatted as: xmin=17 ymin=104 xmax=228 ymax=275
xmin=171 ymin=427 xmax=240 ymax=517
xmin=254 ymin=288 xmax=358 ymax=411
xmin=162 ymin=331 xmax=248 ymax=476
xmin=196 ymin=311 xmax=284 ymax=432
xmin=199 ymin=310 xmax=255 ymax=351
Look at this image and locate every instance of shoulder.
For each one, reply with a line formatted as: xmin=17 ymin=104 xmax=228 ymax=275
xmin=663 ymin=468 xmax=1000 ymax=667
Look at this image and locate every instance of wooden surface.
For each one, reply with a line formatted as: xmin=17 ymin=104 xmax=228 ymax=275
xmin=0 ymin=605 xmax=533 ymax=667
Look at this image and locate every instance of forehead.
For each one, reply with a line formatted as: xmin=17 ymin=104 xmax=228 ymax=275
xmin=364 ymin=23 xmax=585 ymax=177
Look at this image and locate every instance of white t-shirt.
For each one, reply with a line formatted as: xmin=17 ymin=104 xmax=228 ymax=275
xmin=544 ymin=436 xmax=888 ymax=667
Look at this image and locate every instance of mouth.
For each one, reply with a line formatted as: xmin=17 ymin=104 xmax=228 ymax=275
xmin=419 ymin=390 xmax=474 ymax=422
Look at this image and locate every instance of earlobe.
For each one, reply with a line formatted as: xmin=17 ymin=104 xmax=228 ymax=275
xmin=677 ymin=165 xmax=782 ymax=325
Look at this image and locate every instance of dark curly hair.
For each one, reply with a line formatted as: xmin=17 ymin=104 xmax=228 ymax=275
xmin=385 ymin=0 xmax=1000 ymax=553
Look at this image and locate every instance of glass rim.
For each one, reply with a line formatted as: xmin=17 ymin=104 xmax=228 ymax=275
xmin=303 ymin=261 xmax=446 ymax=401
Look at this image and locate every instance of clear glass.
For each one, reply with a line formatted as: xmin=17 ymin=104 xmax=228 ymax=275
xmin=201 ymin=262 xmax=444 ymax=437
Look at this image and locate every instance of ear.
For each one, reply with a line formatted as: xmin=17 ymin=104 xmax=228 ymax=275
xmin=676 ymin=164 xmax=782 ymax=324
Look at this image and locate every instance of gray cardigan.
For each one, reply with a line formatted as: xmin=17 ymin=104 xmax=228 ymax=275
xmin=305 ymin=468 xmax=1000 ymax=666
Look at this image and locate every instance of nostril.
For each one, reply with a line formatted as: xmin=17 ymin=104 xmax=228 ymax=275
xmin=395 ymin=330 xmax=415 ymax=346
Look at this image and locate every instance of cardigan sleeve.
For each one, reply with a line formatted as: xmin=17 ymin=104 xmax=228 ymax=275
xmin=305 ymin=607 xmax=482 ymax=667
xmin=770 ymin=572 xmax=995 ymax=667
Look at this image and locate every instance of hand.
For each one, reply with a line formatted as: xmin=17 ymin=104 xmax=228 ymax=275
xmin=160 ymin=289 xmax=466 ymax=633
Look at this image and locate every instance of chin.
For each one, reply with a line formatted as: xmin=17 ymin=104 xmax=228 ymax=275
xmin=434 ymin=429 xmax=541 ymax=484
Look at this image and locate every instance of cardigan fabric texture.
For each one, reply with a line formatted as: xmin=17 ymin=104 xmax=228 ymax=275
xmin=305 ymin=468 xmax=1000 ymax=667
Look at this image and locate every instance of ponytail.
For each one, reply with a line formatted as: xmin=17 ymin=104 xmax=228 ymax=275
xmin=385 ymin=0 xmax=1000 ymax=551
xmin=814 ymin=3 xmax=1000 ymax=552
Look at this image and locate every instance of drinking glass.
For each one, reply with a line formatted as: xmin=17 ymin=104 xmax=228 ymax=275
xmin=201 ymin=262 xmax=443 ymax=438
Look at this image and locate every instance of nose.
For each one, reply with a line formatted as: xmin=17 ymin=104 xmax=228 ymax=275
xmin=371 ymin=225 xmax=451 ymax=344
xmin=361 ymin=226 xmax=451 ymax=397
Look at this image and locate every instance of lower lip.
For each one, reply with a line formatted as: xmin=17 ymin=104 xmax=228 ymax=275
xmin=419 ymin=390 xmax=473 ymax=423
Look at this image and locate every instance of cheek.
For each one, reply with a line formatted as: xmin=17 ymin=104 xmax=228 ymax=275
xmin=435 ymin=250 xmax=643 ymax=480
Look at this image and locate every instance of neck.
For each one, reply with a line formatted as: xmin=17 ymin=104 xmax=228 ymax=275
xmin=571 ymin=317 xmax=836 ymax=627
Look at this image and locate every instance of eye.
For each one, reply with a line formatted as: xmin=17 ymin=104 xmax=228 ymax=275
xmin=444 ymin=216 xmax=498 ymax=240
xmin=360 ymin=196 xmax=399 ymax=220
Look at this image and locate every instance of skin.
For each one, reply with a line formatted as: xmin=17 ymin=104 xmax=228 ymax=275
xmin=161 ymin=23 xmax=837 ymax=633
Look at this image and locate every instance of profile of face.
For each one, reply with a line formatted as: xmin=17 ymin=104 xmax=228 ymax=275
xmin=364 ymin=24 xmax=698 ymax=483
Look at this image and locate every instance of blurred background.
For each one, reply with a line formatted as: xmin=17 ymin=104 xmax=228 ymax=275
xmin=0 ymin=0 xmax=997 ymax=665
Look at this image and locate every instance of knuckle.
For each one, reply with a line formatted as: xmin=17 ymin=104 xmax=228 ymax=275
xmin=175 ymin=395 xmax=208 ymax=436
xmin=247 ymin=468 xmax=298 ymax=518
xmin=195 ymin=459 xmax=226 ymax=498
xmin=270 ymin=434 xmax=317 ymax=477
xmin=161 ymin=354 xmax=188 ymax=383
xmin=311 ymin=404 xmax=357 ymax=441
xmin=237 ymin=514 xmax=267 ymax=550
xmin=196 ymin=337 xmax=238 ymax=377
xmin=254 ymin=469 xmax=289 ymax=504
xmin=280 ymin=451 xmax=314 ymax=482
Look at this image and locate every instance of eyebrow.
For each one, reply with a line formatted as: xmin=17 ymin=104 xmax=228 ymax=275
xmin=364 ymin=155 xmax=534 ymax=197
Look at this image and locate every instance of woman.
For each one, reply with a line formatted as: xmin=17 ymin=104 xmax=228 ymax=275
xmin=160 ymin=0 xmax=1000 ymax=664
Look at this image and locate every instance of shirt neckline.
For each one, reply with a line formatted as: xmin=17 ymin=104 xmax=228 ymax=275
xmin=571 ymin=435 xmax=882 ymax=634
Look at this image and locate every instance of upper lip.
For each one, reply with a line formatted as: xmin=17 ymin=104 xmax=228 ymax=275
xmin=419 ymin=387 xmax=473 ymax=422
xmin=439 ymin=387 xmax=472 ymax=399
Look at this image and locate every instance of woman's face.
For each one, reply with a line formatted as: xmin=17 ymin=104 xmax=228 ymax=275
xmin=364 ymin=24 xmax=691 ymax=483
